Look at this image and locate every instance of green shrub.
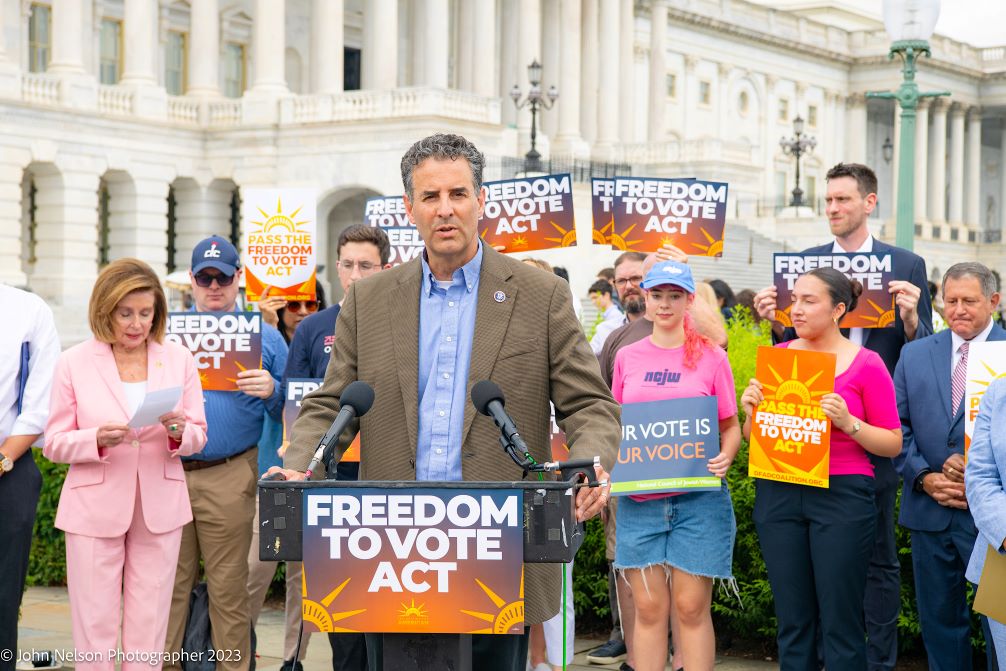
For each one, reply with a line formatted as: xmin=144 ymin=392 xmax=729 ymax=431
xmin=28 ymin=449 xmax=67 ymax=586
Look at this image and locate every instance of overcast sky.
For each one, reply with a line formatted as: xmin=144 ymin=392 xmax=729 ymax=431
xmin=934 ymin=2 xmax=1006 ymax=48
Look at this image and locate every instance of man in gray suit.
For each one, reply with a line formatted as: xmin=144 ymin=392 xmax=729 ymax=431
xmin=276 ymin=133 xmax=620 ymax=671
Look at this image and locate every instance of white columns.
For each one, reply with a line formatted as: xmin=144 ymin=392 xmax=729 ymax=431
xmin=618 ymin=0 xmax=634 ymax=143
xmin=594 ymin=0 xmax=621 ymax=157
xmin=106 ymin=176 xmax=170 ymax=274
xmin=499 ymin=0 xmax=518 ymax=126
xmin=1001 ymin=120 xmax=1006 ymax=235
xmin=928 ymin=99 xmax=948 ymax=222
xmin=311 ymin=0 xmax=343 ymax=93
xmin=252 ymin=0 xmax=288 ymax=93
xmin=948 ymin=104 xmax=965 ymax=224
xmin=648 ymin=0 xmax=667 ymax=141
xmin=891 ymin=109 xmax=902 ymax=214
xmin=914 ymin=99 xmax=929 ymax=222
xmin=844 ymin=93 xmax=867 ymax=165
xmin=188 ymin=0 xmax=220 ymax=96
xmin=423 ymin=0 xmax=449 ymax=88
xmin=409 ymin=0 xmax=425 ymax=86
xmin=966 ymin=107 xmax=982 ymax=227
xmin=762 ymin=75 xmax=777 ymax=204
xmin=541 ymin=0 xmax=560 ymax=138
xmin=471 ymin=0 xmax=496 ymax=97
xmin=457 ymin=0 xmax=474 ymax=91
xmin=0 ymin=0 xmax=7 ymax=61
xmin=516 ymin=0 xmax=541 ymax=133
xmin=121 ymin=0 xmax=157 ymax=85
xmin=49 ymin=0 xmax=85 ymax=73
xmin=553 ymin=0 xmax=585 ymax=154
xmin=0 ymin=156 xmax=27 ymax=287
xmin=580 ymin=0 xmax=599 ymax=144
xmin=364 ymin=0 xmax=397 ymax=89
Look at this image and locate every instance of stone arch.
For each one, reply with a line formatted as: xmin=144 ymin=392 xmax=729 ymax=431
xmin=97 ymin=169 xmax=136 ymax=267
xmin=20 ymin=162 xmax=66 ymax=296
xmin=318 ymin=185 xmax=384 ymax=303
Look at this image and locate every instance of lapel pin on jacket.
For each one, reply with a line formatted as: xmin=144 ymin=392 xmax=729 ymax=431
xmin=494 ymin=291 xmax=506 ymax=303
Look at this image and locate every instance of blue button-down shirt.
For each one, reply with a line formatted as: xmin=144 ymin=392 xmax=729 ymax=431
xmin=416 ymin=244 xmax=483 ymax=481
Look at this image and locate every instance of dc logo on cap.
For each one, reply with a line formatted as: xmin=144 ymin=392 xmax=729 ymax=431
xmin=204 ymin=243 xmax=221 ymax=258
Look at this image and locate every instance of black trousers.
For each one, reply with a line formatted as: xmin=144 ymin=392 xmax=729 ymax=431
xmin=864 ymin=458 xmax=900 ymax=671
xmin=328 ymin=633 xmax=367 ymax=671
xmin=755 ymin=475 xmax=876 ymax=671
xmin=0 ymin=455 xmax=42 ymax=671
xmin=364 ymin=630 xmax=529 ymax=671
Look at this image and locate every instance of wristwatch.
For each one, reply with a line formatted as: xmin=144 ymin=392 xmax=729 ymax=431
xmin=914 ymin=469 xmax=933 ymax=492
xmin=849 ymin=420 xmax=862 ymax=436
xmin=0 ymin=452 xmax=12 ymax=475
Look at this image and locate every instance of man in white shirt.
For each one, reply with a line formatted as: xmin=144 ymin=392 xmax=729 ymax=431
xmin=588 ymin=279 xmax=624 ymax=355
xmin=0 ymin=285 xmax=60 ymax=670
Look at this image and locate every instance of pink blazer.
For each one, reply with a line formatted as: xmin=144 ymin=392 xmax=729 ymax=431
xmin=44 ymin=338 xmax=207 ymax=537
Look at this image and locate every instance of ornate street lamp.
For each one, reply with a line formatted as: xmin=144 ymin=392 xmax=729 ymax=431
xmin=866 ymin=0 xmax=949 ymax=251
xmin=780 ymin=116 xmax=817 ymax=208
xmin=882 ymin=137 xmax=895 ymax=164
xmin=511 ymin=60 xmax=558 ymax=173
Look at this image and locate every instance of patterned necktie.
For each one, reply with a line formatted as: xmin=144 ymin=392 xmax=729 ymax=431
xmin=951 ymin=341 xmax=970 ymax=416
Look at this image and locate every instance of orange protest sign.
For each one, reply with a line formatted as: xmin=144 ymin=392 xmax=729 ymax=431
xmin=165 ymin=312 xmax=263 ymax=392
xmin=478 ymin=174 xmax=577 ymax=252
xmin=748 ymin=346 xmax=836 ymax=488
xmin=242 ymin=188 xmax=318 ymax=302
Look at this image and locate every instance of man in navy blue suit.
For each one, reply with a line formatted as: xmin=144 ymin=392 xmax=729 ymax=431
xmin=755 ymin=163 xmax=933 ymax=671
xmin=895 ymin=262 xmax=1002 ymax=671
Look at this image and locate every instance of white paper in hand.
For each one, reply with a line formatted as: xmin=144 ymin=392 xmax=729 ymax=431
xmin=128 ymin=386 xmax=183 ymax=428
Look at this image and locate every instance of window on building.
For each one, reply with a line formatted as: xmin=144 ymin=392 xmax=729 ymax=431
xmin=775 ymin=171 xmax=787 ymax=208
xmin=229 ymin=188 xmax=241 ymax=248
xmin=28 ymin=3 xmax=51 ymax=73
xmin=950 ymin=227 xmax=959 ymax=242
xmin=666 ymin=73 xmax=677 ymax=99
xmin=345 ymin=47 xmax=361 ymax=91
xmin=778 ymin=98 xmax=789 ymax=122
xmin=808 ymin=104 xmax=818 ymax=127
xmin=699 ymin=81 xmax=711 ymax=106
xmin=99 ymin=19 xmax=122 ymax=84
xmin=166 ymin=187 xmax=177 ymax=273
xmin=97 ymin=181 xmax=111 ymax=268
xmin=21 ymin=174 xmax=38 ymax=273
xmin=806 ymin=175 xmax=817 ymax=207
xmin=223 ymin=42 xmax=246 ymax=98
xmin=738 ymin=90 xmax=749 ymax=115
xmin=931 ymin=225 xmax=941 ymax=239
xmin=165 ymin=31 xmax=187 ymax=95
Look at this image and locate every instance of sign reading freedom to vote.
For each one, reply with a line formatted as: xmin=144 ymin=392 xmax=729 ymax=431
xmin=963 ymin=342 xmax=1006 ymax=452
xmin=611 ymin=397 xmax=721 ymax=495
xmin=165 ymin=312 xmax=262 ymax=392
xmin=302 ymin=488 xmax=524 ymax=634
xmin=284 ymin=379 xmax=360 ymax=462
xmin=611 ymin=178 xmax=727 ymax=256
xmin=591 ymin=178 xmax=615 ymax=247
xmin=242 ymin=188 xmax=317 ymax=303
xmin=362 ymin=196 xmax=425 ymax=265
xmin=773 ymin=252 xmax=895 ymax=329
xmin=478 ymin=174 xmax=577 ymax=251
xmin=749 ymin=346 xmax=836 ymax=488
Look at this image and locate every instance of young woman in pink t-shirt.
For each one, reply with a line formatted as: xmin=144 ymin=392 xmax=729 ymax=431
xmin=611 ymin=261 xmax=741 ymax=671
xmin=741 ymin=267 xmax=902 ymax=671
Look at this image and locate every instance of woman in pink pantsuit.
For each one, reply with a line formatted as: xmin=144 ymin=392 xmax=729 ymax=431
xmin=44 ymin=259 xmax=207 ymax=670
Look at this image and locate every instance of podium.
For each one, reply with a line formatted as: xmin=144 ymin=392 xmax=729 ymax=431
xmin=258 ymin=479 xmax=587 ymax=671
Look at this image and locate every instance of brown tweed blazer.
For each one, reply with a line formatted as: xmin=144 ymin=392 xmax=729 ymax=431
xmin=285 ymin=245 xmax=620 ymax=623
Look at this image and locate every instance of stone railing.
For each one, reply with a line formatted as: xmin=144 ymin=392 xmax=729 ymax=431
xmin=207 ymin=99 xmax=241 ymax=127
xmin=167 ymin=96 xmax=201 ymax=124
xmin=625 ymin=138 xmax=755 ymax=166
xmin=21 ymin=72 xmax=60 ymax=106
xmin=97 ymin=85 xmax=134 ymax=116
xmin=279 ymin=87 xmax=501 ymax=126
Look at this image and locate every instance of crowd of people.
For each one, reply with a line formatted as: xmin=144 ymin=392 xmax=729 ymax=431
xmin=2 ymin=133 xmax=1005 ymax=671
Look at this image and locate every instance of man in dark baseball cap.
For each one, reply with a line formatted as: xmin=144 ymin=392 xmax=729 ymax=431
xmin=191 ymin=235 xmax=240 ymax=275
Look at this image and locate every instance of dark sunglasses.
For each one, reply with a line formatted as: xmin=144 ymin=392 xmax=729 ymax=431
xmin=194 ymin=272 xmax=236 ymax=287
xmin=287 ymin=300 xmax=319 ymax=313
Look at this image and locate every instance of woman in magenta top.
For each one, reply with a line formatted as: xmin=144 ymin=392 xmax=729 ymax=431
xmin=741 ymin=267 xmax=901 ymax=670
xmin=611 ymin=261 xmax=740 ymax=671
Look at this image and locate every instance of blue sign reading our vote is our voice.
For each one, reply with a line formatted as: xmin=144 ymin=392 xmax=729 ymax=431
xmin=611 ymin=397 xmax=721 ymax=496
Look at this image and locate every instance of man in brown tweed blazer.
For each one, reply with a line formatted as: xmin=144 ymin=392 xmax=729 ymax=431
xmin=273 ymin=133 xmax=620 ymax=670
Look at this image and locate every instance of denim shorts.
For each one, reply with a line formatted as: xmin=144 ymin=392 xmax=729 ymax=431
xmin=613 ymin=484 xmax=736 ymax=579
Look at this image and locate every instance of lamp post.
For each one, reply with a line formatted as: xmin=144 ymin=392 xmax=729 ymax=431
xmin=780 ymin=116 xmax=817 ymax=208
xmin=510 ymin=60 xmax=558 ymax=173
xmin=866 ymin=0 xmax=949 ymax=251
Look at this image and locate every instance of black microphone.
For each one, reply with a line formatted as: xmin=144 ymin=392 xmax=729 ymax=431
xmin=471 ymin=380 xmax=531 ymax=458
xmin=304 ymin=381 xmax=375 ymax=478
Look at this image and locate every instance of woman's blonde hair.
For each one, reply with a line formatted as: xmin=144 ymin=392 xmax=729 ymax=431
xmin=522 ymin=257 xmax=553 ymax=273
xmin=89 ymin=258 xmax=168 ymax=344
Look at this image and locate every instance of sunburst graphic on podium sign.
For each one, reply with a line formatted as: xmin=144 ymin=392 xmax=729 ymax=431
xmin=761 ymin=355 xmax=829 ymax=405
xmin=461 ymin=571 xmax=525 ymax=634
xmin=543 ymin=220 xmax=577 ymax=247
xmin=610 ymin=223 xmax=643 ymax=251
xmin=398 ymin=599 xmax=427 ymax=619
xmin=853 ymin=297 xmax=896 ymax=328
xmin=592 ymin=217 xmax=614 ymax=246
xmin=249 ymin=197 xmax=312 ymax=234
xmin=690 ymin=227 xmax=724 ymax=257
xmin=300 ymin=572 xmax=367 ymax=633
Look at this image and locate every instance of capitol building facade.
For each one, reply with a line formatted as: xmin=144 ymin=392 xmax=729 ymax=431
xmin=2 ymin=0 xmax=1005 ymax=340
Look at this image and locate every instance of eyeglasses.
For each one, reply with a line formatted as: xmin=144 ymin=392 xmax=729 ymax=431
xmin=194 ymin=272 xmax=236 ymax=287
xmin=613 ymin=276 xmax=644 ymax=288
xmin=338 ymin=260 xmax=378 ymax=273
xmin=287 ymin=300 xmax=319 ymax=313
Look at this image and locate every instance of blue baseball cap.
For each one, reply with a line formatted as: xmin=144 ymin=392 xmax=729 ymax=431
xmin=191 ymin=235 xmax=240 ymax=275
xmin=640 ymin=260 xmax=695 ymax=293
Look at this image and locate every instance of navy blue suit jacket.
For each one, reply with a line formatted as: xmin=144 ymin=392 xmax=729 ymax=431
xmin=894 ymin=323 xmax=1006 ymax=532
xmin=779 ymin=238 xmax=933 ymax=487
